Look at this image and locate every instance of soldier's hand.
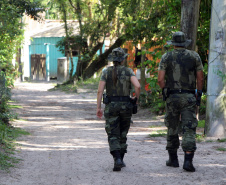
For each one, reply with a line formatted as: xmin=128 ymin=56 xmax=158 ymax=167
xmin=96 ymin=109 xmax=103 ymax=119
xmin=196 ymin=90 xmax=202 ymax=106
xmin=196 ymin=97 xmax=201 ymax=106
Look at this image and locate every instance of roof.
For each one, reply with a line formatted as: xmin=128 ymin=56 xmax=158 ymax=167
xmin=31 ymin=21 xmax=80 ymax=38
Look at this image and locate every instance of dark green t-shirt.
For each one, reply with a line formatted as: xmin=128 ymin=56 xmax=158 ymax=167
xmin=158 ymin=48 xmax=203 ymax=90
xmin=100 ymin=65 xmax=135 ymax=96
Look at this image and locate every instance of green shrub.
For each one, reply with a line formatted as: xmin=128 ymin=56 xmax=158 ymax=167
xmin=199 ymin=94 xmax=207 ymax=115
xmin=0 ymin=124 xmax=29 ymax=171
xmin=198 ymin=120 xmax=205 ymax=128
xmin=149 ymin=130 xmax=167 ymax=137
xmin=0 ymin=72 xmax=12 ymax=125
xmin=216 ymin=147 xmax=226 ymax=151
xmin=217 ymin=138 xmax=226 ymax=142
xmin=196 ymin=134 xmax=205 ymax=142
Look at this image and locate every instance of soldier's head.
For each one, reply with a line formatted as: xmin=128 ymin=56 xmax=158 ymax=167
xmin=108 ymin=47 xmax=128 ymax=63
xmin=167 ymin=31 xmax=191 ymax=47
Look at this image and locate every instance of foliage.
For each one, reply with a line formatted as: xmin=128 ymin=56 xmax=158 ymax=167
xmin=217 ymin=138 xmax=226 ymax=143
xmin=0 ymin=72 xmax=24 ymax=171
xmin=132 ymin=0 xmax=181 ymax=113
xmin=49 ymin=75 xmax=100 ymax=93
xmin=216 ymin=147 xmax=226 ymax=152
xmin=45 ymin=0 xmax=209 ymax=114
xmin=48 ymin=0 xmax=182 ymax=80
xmin=199 ymin=94 xmax=207 ymax=115
xmin=49 ymin=83 xmax=78 ymax=93
xmin=0 ymin=124 xmax=29 ymax=171
xmin=197 ymin=0 xmax=212 ymax=93
xmin=0 ymin=0 xmax=44 ymax=122
xmin=149 ymin=129 xmax=167 ymax=137
xmin=198 ymin=120 xmax=205 ymax=128
xmin=137 ymin=0 xmax=210 ymax=114
xmin=0 ymin=0 xmax=44 ymax=83
xmin=196 ymin=133 xmax=205 ymax=142
xmin=0 ymin=72 xmax=12 ymax=125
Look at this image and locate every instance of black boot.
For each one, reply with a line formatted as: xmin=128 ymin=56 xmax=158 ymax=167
xmin=112 ymin=150 xmax=123 ymax=171
xmin=121 ymin=153 xmax=126 ymax=167
xmin=166 ymin=150 xmax=179 ymax=167
xmin=183 ymin=152 xmax=195 ymax=172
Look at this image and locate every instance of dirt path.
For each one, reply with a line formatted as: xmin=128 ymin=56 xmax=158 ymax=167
xmin=0 ymin=82 xmax=226 ymax=185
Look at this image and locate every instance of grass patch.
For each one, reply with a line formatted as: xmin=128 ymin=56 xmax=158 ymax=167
xmin=49 ymin=76 xmax=100 ymax=93
xmin=198 ymin=120 xmax=205 ymax=128
xmin=206 ymin=140 xmax=214 ymax=143
xmin=0 ymin=124 xmax=30 ymax=171
xmin=149 ymin=125 xmax=163 ymax=128
xmin=216 ymin=147 xmax=226 ymax=151
xmin=0 ymin=152 xmax=21 ymax=171
xmin=49 ymin=83 xmax=78 ymax=93
xmin=8 ymin=104 xmax=23 ymax=109
xmin=77 ymin=76 xmax=100 ymax=87
xmin=149 ymin=130 xmax=167 ymax=137
xmin=217 ymin=138 xmax=226 ymax=142
xmin=196 ymin=133 xmax=205 ymax=142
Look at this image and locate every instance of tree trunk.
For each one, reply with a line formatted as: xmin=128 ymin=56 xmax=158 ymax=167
xmin=74 ymin=42 xmax=104 ymax=80
xmin=181 ymin=0 xmax=201 ymax=51
xmin=83 ymin=34 xmax=128 ymax=79
xmin=140 ymin=47 xmax=146 ymax=94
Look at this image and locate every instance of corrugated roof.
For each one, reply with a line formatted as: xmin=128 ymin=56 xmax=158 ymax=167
xmin=31 ymin=21 xmax=80 ymax=38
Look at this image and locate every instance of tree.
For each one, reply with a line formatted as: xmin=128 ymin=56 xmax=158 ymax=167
xmin=0 ymin=0 xmax=44 ymax=83
xmin=0 ymin=0 xmax=44 ymax=124
xmin=50 ymin=0 xmax=211 ymax=87
xmin=181 ymin=0 xmax=201 ymax=51
xmin=53 ymin=0 xmax=180 ymax=81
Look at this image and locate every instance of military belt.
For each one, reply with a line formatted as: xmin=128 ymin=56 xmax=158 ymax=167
xmin=109 ymin=96 xmax=130 ymax=102
xmin=169 ymin=89 xmax=195 ymax=94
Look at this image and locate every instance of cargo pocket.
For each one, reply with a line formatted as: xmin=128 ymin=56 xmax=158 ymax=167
xmin=123 ymin=102 xmax=133 ymax=116
xmin=183 ymin=113 xmax=198 ymax=131
xmin=104 ymin=104 xmax=110 ymax=118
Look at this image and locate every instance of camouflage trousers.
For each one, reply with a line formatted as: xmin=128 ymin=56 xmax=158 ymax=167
xmin=165 ymin=93 xmax=198 ymax=152
xmin=104 ymin=101 xmax=133 ymax=153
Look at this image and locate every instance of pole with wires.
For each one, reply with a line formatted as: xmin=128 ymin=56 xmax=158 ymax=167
xmin=205 ymin=0 xmax=226 ymax=138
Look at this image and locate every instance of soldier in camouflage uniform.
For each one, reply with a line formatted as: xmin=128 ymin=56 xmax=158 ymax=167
xmin=96 ymin=47 xmax=140 ymax=171
xmin=158 ymin=31 xmax=204 ymax=172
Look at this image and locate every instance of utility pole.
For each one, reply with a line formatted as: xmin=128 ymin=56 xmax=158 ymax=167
xmin=205 ymin=0 xmax=226 ymax=138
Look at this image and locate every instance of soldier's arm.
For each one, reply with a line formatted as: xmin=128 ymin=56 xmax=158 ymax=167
xmin=96 ymin=80 xmax=106 ymax=119
xmin=195 ymin=52 xmax=204 ymax=91
xmin=196 ymin=70 xmax=204 ymax=91
xmin=131 ymin=76 xmax=141 ymax=103
xmin=158 ymin=70 xmax=166 ymax=89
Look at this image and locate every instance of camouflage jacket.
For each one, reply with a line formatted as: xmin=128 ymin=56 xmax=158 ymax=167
xmin=100 ymin=65 xmax=135 ymax=96
xmin=158 ymin=48 xmax=203 ymax=90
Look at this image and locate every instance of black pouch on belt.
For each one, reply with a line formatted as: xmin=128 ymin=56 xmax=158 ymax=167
xmin=130 ymin=97 xmax=138 ymax=114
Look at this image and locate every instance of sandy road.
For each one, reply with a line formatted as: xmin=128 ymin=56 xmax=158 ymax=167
xmin=0 ymin=82 xmax=225 ymax=185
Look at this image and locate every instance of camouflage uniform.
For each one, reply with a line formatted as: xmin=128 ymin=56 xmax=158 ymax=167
xmin=100 ymin=65 xmax=135 ymax=153
xmin=159 ymin=48 xmax=203 ymax=152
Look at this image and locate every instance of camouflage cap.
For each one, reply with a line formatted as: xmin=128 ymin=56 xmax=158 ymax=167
xmin=167 ymin=31 xmax=191 ymax=47
xmin=108 ymin=47 xmax=129 ymax=62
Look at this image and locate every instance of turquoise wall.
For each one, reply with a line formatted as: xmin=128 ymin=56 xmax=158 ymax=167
xmin=30 ymin=37 xmax=105 ymax=79
xmin=29 ymin=37 xmax=78 ymax=78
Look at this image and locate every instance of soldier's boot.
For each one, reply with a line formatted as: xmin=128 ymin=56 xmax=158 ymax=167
xmin=166 ymin=150 xmax=179 ymax=167
xmin=121 ymin=153 xmax=126 ymax=167
xmin=183 ymin=152 xmax=195 ymax=172
xmin=112 ymin=150 xmax=123 ymax=171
